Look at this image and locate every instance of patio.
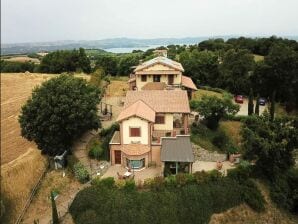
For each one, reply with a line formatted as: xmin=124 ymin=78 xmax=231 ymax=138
xmin=101 ymin=165 xmax=163 ymax=182
xmin=192 ymin=161 xmax=235 ymax=176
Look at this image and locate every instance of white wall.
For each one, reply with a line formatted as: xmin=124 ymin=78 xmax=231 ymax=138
xmin=122 ymin=117 xmax=149 ymax=144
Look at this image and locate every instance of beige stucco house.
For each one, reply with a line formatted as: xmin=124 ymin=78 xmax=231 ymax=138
xmin=128 ymin=56 xmax=197 ymax=99
xmin=109 ymin=90 xmax=194 ymax=175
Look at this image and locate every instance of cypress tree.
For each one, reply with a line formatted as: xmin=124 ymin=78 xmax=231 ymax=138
xmin=270 ymin=90 xmax=276 ymax=121
xmin=248 ymin=88 xmax=254 ymax=115
xmin=51 ymin=191 xmax=59 ymax=224
xmin=255 ymin=94 xmax=260 ymax=115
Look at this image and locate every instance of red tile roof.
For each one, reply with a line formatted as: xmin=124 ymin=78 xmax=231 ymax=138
xmin=124 ymin=90 xmax=190 ymax=113
xmin=116 ymin=100 xmax=156 ymax=122
xmin=181 ymin=76 xmax=197 ymax=90
xmin=134 ymin=56 xmax=184 ymax=72
xmin=141 ymin=82 xmax=167 ymax=90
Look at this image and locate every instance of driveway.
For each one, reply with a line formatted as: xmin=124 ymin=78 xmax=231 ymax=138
xmin=236 ymin=99 xmax=267 ymax=116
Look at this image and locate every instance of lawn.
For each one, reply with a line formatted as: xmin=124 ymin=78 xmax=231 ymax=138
xmin=193 ymin=89 xmax=223 ymax=101
xmin=253 ymin=54 xmax=264 ymax=62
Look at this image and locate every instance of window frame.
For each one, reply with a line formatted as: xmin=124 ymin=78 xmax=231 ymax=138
xmin=141 ymin=75 xmax=147 ymax=82
xmin=155 ymin=114 xmax=165 ymax=124
xmin=129 ymin=127 xmax=141 ymax=137
xmin=153 ymin=75 xmax=161 ymax=82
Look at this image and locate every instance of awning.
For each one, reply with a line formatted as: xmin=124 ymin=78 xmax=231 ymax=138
xmin=161 ymin=135 xmax=194 ymax=162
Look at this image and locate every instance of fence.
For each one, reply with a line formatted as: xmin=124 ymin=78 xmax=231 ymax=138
xmin=15 ymin=160 xmax=49 ymax=224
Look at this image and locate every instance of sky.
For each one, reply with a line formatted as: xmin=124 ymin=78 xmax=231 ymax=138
xmin=2 ymin=0 xmax=298 ymax=44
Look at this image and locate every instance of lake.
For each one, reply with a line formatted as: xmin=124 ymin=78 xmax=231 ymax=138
xmin=104 ymin=45 xmax=162 ymax=53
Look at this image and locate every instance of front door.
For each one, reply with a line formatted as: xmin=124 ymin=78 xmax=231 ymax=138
xmin=114 ymin=150 xmax=121 ymax=164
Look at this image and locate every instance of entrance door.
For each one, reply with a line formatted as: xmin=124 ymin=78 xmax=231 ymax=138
xmin=114 ymin=150 xmax=121 ymax=164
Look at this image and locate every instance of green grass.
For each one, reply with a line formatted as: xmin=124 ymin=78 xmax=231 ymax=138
xmin=253 ymin=54 xmax=264 ymax=62
xmin=193 ymin=89 xmax=223 ymax=101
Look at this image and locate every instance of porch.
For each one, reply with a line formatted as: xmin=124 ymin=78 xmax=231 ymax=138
xmin=101 ymin=165 xmax=163 ymax=182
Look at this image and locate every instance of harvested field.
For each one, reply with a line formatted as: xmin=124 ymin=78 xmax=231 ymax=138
xmin=0 ymin=73 xmax=89 ymax=165
xmin=2 ymin=56 xmax=40 ymax=64
xmin=104 ymin=79 xmax=129 ymax=97
xmin=1 ymin=148 xmax=48 ymax=224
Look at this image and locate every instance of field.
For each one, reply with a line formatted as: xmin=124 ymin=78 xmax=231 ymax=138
xmin=1 ymin=73 xmax=89 ymax=165
xmin=2 ymin=55 xmax=40 ymax=64
xmin=253 ymin=54 xmax=265 ymax=62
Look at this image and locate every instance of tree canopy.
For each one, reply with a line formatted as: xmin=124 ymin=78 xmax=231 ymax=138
xmin=191 ymin=95 xmax=239 ymax=130
xmin=19 ymin=75 xmax=101 ymax=156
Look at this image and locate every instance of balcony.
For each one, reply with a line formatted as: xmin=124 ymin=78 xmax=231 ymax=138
xmin=152 ymin=128 xmax=186 ymax=145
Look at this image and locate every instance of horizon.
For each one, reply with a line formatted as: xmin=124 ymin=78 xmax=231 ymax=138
xmin=2 ymin=0 xmax=298 ymax=44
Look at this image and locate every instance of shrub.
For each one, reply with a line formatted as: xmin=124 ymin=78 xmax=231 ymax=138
xmin=88 ymin=143 xmax=104 ymax=160
xmin=164 ymin=175 xmax=177 ymax=187
xmin=176 ymin=173 xmax=188 ymax=186
xmin=227 ymin=162 xmax=252 ymax=181
xmin=208 ymin=170 xmax=222 ymax=181
xmin=241 ymin=180 xmax=265 ymax=212
xmin=150 ymin=176 xmax=165 ymax=191
xmin=73 ymin=162 xmax=89 ymax=183
xmin=115 ymin=179 xmax=126 ymax=189
xmin=123 ymin=180 xmax=136 ymax=192
xmin=193 ymin=171 xmax=210 ymax=184
xmin=212 ymin=131 xmax=229 ymax=148
xmin=67 ymin=155 xmax=79 ymax=173
xmin=91 ymin=177 xmax=115 ymax=188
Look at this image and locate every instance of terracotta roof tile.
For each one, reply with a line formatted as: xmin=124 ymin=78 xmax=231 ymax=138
xmin=116 ymin=100 xmax=156 ymax=122
xmin=182 ymin=76 xmax=197 ymax=90
xmin=134 ymin=56 xmax=184 ymax=72
xmin=141 ymin=82 xmax=167 ymax=90
xmin=124 ymin=90 xmax=190 ymax=113
xmin=121 ymin=144 xmax=150 ymax=156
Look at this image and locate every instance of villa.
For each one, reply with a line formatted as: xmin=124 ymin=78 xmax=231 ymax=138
xmin=128 ymin=56 xmax=197 ymax=99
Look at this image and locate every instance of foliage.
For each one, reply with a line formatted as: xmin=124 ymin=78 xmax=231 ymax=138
xmin=89 ymin=68 xmax=105 ymax=87
xmin=270 ymin=168 xmax=298 ymax=213
xmin=99 ymin=123 xmax=120 ymax=160
xmin=248 ymin=88 xmax=254 ymax=115
xmin=94 ymin=55 xmax=118 ymax=75
xmin=242 ymin=115 xmax=298 ymax=179
xmin=69 ymin=172 xmax=264 ymax=224
xmin=255 ymin=94 xmax=260 ymax=115
xmin=192 ymin=95 xmax=239 ymax=130
xmin=91 ymin=177 xmax=115 ymax=188
xmin=270 ymin=90 xmax=276 ymax=121
xmin=73 ymin=162 xmax=89 ymax=183
xmin=218 ymin=49 xmax=255 ymax=95
xmin=88 ymin=143 xmax=104 ymax=160
xmin=39 ymin=48 xmax=91 ymax=73
xmin=19 ymin=75 xmax=101 ymax=155
xmin=0 ymin=60 xmax=36 ymax=73
xmin=51 ymin=191 xmax=59 ymax=224
xmin=212 ymin=130 xmax=229 ymax=149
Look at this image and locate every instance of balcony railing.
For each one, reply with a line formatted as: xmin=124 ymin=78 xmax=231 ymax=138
xmin=152 ymin=128 xmax=186 ymax=144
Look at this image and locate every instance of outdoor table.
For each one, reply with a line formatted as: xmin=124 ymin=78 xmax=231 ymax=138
xmin=124 ymin=171 xmax=132 ymax=178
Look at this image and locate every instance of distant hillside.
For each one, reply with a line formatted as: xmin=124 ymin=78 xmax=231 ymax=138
xmin=2 ymin=36 xmax=298 ymax=55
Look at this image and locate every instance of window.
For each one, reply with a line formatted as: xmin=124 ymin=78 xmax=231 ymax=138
xmin=130 ymin=127 xmax=141 ymax=137
xmin=141 ymin=75 xmax=147 ymax=82
xmin=126 ymin=158 xmax=145 ymax=169
xmin=153 ymin=75 xmax=161 ymax=82
xmin=155 ymin=115 xmax=165 ymax=124
xmin=168 ymin=75 xmax=174 ymax=85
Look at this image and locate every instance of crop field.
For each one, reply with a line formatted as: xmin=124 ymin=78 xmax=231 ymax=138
xmin=2 ymin=55 xmax=40 ymax=64
xmin=0 ymin=73 xmax=89 ymax=165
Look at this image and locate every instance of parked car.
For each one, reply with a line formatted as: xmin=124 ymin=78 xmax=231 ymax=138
xmin=235 ymin=95 xmax=244 ymax=104
xmin=259 ymin=97 xmax=266 ymax=106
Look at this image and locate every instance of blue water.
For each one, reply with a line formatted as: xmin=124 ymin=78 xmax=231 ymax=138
xmin=105 ymin=45 xmax=161 ymax=53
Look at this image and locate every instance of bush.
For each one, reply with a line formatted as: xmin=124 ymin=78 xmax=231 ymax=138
xmin=176 ymin=173 xmax=188 ymax=186
xmin=212 ymin=131 xmax=229 ymax=148
xmin=227 ymin=162 xmax=252 ymax=181
xmin=193 ymin=171 xmax=210 ymax=184
xmin=150 ymin=176 xmax=165 ymax=191
xmin=123 ymin=180 xmax=136 ymax=192
xmin=241 ymin=180 xmax=265 ymax=212
xmin=88 ymin=143 xmax=104 ymax=160
xmin=74 ymin=162 xmax=89 ymax=183
xmin=67 ymin=155 xmax=79 ymax=173
xmin=91 ymin=177 xmax=115 ymax=188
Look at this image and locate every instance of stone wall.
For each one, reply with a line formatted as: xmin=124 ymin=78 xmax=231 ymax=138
xmin=193 ymin=144 xmax=227 ymax=162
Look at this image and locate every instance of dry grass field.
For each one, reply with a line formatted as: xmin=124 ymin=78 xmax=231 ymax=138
xmin=104 ymin=79 xmax=129 ymax=97
xmin=1 ymin=73 xmax=90 ymax=165
xmin=0 ymin=73 xmax=90 ymax=223
xmin=2 ymin=56 xmax=40 ymax=64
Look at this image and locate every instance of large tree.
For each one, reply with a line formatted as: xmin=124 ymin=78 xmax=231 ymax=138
xmin=191 ymin=95 xmax=239 ymax=130
xmin=242 ymin=115 xmax=298 ymax=179
xmin=218 ymin=49 xmax=255 ymax=94
xmin=19 ymin=75 xmax=101 ymax=156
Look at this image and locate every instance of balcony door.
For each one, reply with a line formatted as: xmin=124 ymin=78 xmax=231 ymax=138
xmin=114 ymin=150 xmax=121 ymax=164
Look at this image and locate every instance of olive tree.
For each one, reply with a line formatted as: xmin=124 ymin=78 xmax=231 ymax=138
xmin=19 ymin=75 xmax=101 ymax=156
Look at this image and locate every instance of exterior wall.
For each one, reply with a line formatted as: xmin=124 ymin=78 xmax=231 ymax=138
xmin=153 ymin=113 xmax=173 ymax=131
xmin=135 ymin=63 xmax=182 ymax=90
xmin=151 ymin=145 xmax=162 ymax=166
xmin=122 ymin=117 xmax=149 ymax=144
xmin=110 ymin=144 xmax=121 ymax=165
xmin=121 ymin=152 xmax=149 ymax=168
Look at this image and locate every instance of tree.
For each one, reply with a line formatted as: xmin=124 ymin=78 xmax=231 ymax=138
xmin=248 ymin=88 xmax=254 ymax=115
xmin=242 ymin=116 xmax=298 ymax=179
xmin=218 ymin=49 xmax=255 ymax=94
xmin=255 ymin=94 xmax=260 ymax=115
xmin=51 ymin=191 xmax=59 ymax=224
xmin=19 ymin=75 xmax=101 ymax=156
xmin=191 ymin=95 xmax=239 ymax=130
xmin=95 ymin=56 xmax=118 ymax=76
xmin=90 ymin=68 xmax=105 ymax=88
xmin=270 ymin=90 xmax=276 ymax=121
